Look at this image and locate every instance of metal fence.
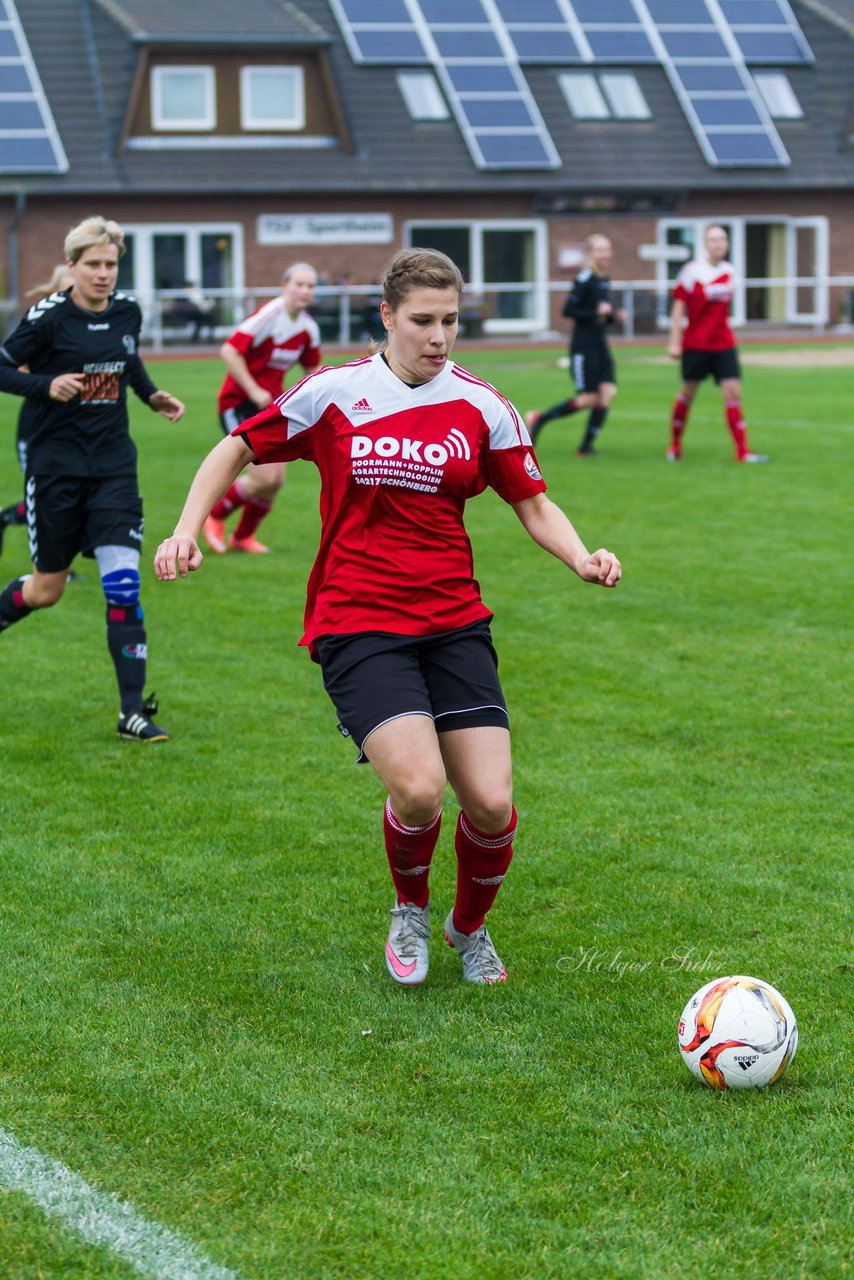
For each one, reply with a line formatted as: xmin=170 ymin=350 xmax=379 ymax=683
xmin=2 ymin=276 xmax=853 ymax=348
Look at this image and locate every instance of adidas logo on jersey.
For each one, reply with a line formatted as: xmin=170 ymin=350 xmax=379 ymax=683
xmin=351 ymin=398 xmax=373 ymax=413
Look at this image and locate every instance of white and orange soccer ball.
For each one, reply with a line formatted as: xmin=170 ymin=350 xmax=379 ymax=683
xmin=677 ymin=975 xmax=798 ymax=1090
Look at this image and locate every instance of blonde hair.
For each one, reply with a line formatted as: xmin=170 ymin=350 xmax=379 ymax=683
xmin=64 ymin=215 xmax=125 ymax=264
xmin=282 ymin=262 xmax=317 ymax=282
xmin=25 ymin=263 xmax=73 ymax=299
xmin=584 ymin=233 xmax=611 ymax=270
xmin=381 ymin=247 xmax=464 ymax=312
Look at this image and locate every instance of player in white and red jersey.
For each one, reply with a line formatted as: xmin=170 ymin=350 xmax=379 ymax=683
xmin=203 ymin=263 xmax=321 ymax=554
xmin=668 ymin=224 xmax=767 ymax=463
xmin=156 ymin=248 xmax=621 ymax=987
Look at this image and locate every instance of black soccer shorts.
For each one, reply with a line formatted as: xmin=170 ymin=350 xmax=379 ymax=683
xmin=219 ymin=400 xmax=264 ymax=437
xmin=681 ymin=347 xmax=741 ymax=384
xmin=316 ymin=618 xmax=509 ymax=762
xmin=25 ymin=473 xmax=144 ymax=573
xmin=571 ymin=343 xmax=616 ymax=394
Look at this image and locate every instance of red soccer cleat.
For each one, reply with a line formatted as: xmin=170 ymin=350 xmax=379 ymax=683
xmin=228 ymin=533 xmax=270 ymax=554
xmin=203 ymin=515 xmax=227 ymax=553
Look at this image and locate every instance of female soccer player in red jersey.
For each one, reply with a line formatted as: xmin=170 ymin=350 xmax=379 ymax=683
xmin=155 ymin=248 xmax=621 ymax=985
xmin=203 ymin=263 xmax=321 ymax=554
xmin=667 ymin=224 xmax=768 ymax=463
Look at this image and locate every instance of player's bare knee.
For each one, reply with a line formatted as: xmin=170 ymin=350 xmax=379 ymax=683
xmin=28 ymin=575 xmax=66 ymax=608
xmin=390 ymin=778 xmax=445 ymax=827
xmin=463 ymin=794 xmax=513 ymax=834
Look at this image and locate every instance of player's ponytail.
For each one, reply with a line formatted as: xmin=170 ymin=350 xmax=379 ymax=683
xmin=25 ymin=263 xmax=73 ymax=298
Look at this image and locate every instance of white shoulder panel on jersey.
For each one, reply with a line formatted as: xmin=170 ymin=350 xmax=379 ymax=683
xmin=274 ymin=358 xmax=355 ymax=438
xmin=576 ymin=268 xmax=592 ymax=282
xmin=25 ymin=291 xmax=68 ymax=324
xmin=239 ymin=295 xmax=284 ymax=340
xmin=450 ymin=365 xmax=525 ymax=451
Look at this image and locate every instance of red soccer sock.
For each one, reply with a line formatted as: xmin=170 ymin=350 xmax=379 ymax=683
xmin=453 ymin=807 xmax=516 ymax=935
xmin=725 ymin=400 xmax=748 ymax=460
xmin=670 ymin=394 xmax=690 ymax=451
xmin=384 ymin=798 xmax=442 ymax=908
xmin=210 ymin=478 xmax=248 ymax=520
xmin=233 ymin=498 xmax=273 ymax=541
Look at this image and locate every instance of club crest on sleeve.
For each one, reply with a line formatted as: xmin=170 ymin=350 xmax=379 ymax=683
xmin=524 ymin=452 xmax=542 ymax=481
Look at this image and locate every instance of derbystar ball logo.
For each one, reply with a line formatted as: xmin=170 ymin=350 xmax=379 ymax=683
xmin=351 ymin=429 xmax=470 ymax=468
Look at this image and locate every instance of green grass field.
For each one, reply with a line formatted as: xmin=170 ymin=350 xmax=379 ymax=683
xmin=0 ymin=342 xmax=851 ymax=1279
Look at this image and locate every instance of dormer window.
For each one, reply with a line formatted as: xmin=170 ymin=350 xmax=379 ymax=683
xmin=151 ymin=66 xmax=215 ymax=131
xmin=240 ymin=66 xmax=305 ymax=130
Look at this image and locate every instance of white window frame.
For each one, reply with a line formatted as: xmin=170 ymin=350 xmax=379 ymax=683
xmin=240 ymin=65 xmax=305 ymax=131
xmin=559 ymin=72 xmax=610 ymax=120
xmin=600 ymin=73 xmax=651 ymax=121
xmin=654 ymin=215 xmax=829 ymax=326
xmin=117 ymin=220 xmax=245 ymax=326
xmin=403 ymin=218 xmax=548 ymax=334
xmin=397 ymin=72 xmax=450 ymax=121
xmin=151 ymin=65 xmax=216 ymax=131
xmin=753 ymin=72 xmax=803 ymax=121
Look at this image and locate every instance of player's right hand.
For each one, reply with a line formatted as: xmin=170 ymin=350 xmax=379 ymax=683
xmin=154 ymin=532 xmax=203 ymax=581
xmin=667 ymin=341 xmax=682 ymax=361
xmin=49 ymin=372 xmax=85 ymax=401
xmin=251 ymin=388 xmax=274 ymax=409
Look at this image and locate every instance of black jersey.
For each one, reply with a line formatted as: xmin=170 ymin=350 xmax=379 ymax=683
xmin=562 ymin=268 xmax=614 ymax=347
xmin=0 ymin=289 xmax=158 ymax=477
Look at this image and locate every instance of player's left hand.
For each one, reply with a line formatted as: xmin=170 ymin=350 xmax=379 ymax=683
xmin=150 ymin=390 xmax=185 ymax=421
xmin=578 ymin=549 xmax=621 ymax=587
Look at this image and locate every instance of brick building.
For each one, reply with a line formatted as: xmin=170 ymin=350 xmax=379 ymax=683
xmin=1 ymin=0 xmax=852 ymax=336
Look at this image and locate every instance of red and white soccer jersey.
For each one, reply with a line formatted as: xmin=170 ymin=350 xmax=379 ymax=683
xmin=217 ymin=297 xmax=321 ymax=411
xmin=233 ymin=352 xmax=546 ymax=650
xmin=672 ymin=258 xmax=737 ymax=351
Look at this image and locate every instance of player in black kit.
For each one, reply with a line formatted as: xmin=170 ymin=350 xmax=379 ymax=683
xmin=0 ymin=216 xmax=184 ymax=740
xmin=526 ymin=234 xmax=624 ymax=456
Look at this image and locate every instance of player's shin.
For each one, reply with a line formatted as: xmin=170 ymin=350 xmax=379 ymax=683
xmin=384 ymin=798 xmax=442 ymax=907
xmin=97 ymin=548 xmax=147 ymax=714
xmin=453 ymin=807 xmax=516 ymax=934
xmin=0 ymin=576 xmax=33 ymax=631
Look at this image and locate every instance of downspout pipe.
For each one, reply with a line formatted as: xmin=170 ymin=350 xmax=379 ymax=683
xmin=6 ymin=188 xmax=27 ymax=336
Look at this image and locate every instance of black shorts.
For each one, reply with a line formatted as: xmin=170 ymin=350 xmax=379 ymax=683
xmin=571 ymin=344 xmax=616 ymax=394
xmin=681 ymin=347 xmax=741 ymax=384
xmin=219 ymin=401 xmax=261 ymax=436
xmin=25 ymin=473 xmax=144 ymax=573
xmin=316 ymin=619 xmax=509 ymax=762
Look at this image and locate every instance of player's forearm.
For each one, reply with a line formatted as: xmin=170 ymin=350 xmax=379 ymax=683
xmin=173 ymin=436 xmax=252 ymax=538
xmin=220 ymin=345 xmax=262 ymax=399
xmin=0 ymin=362 xmax=52 ymax=398
xmin=514 ymin=495 xmax=591 ymax=576
xmin=669 ymin=300 xmax=686 ymax=345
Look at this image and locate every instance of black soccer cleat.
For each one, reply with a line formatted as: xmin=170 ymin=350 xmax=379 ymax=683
xmin=117 ymin=692 xmax=170 ymax=742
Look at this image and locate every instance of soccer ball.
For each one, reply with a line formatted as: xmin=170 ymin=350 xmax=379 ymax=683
xmin=677 ymin=975 xmax=798 ymax=1090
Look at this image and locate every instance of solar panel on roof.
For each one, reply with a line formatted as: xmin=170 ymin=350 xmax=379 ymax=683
xmin=690 ymin=96 xmax=766 ymax=127
xmin=0 ymin=0 xmax=68 ymax=174
xmin=329 ymin=0 xmax=812 ymax=170
xmin=583 ymin=29 xmax=657 ymax=60
xmin=508 ymin=30 xmax=583 ymax=60
xmin=707 ymin=131 xmax=782 ymax=163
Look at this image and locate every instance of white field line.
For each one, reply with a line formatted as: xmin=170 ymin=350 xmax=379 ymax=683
xmin=0 ymin=1125 xmax=240 ymax=1280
